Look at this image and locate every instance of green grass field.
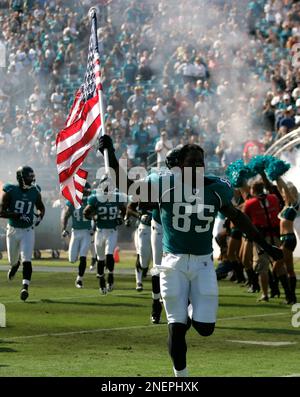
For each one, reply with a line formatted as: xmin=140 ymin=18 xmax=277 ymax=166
xmin=0 ymin=253 xmax=299 ymax=377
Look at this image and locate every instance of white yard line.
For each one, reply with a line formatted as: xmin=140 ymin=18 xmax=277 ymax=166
xmin=227 ymin=340 xmax=297 ymax=346
xmin=0 ymin=311 xmax=291 ymax=342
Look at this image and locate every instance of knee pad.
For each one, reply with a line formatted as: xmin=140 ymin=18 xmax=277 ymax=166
xmin=106 ymin=254 xmax=114 ymax=272
xmin=192 ymin=320 xmax=215 ymax=337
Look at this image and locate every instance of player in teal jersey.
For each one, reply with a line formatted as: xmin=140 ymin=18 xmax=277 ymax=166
xmin=0 ymin=166 xmax=45 ymax=301
xmin=126 ymin=200 xmax=153 ymax=292
xmin=83 ymin=182 xmax=127 ymax=294
xmin=98 ymin=135 xmax=283 ymax=377
xmin=61 ymin=182 xmax=92 ymax=288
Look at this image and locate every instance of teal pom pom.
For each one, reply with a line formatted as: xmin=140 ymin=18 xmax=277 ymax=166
xmin=248 ymin=155 xmax=273 ymax=174
xmin=225 ymin=159 xmax=255 ymax=188
xmin=266 ymin=158 xmax=290 ymax=180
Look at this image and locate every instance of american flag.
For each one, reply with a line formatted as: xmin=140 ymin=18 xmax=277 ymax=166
xmin=56 ymin=11 xmax=103 ymax=208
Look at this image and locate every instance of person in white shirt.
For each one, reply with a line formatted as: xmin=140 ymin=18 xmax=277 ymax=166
xmin=155 ymin=130 xmax=173 ymax=168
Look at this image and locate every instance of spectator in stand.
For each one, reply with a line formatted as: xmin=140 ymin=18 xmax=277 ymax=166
xmin=155 ymin=130 xmax=173 ymax=168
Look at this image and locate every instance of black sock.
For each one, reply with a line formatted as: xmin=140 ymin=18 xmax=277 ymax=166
xmin=22 ymin=262 xmax=32 ymax=281
xmin=108 ymin=272 xmax=114 ymax=285
xmin=106 ymin=254 xmax=114 ymax=272
xmin=97 ymin=260 xmax=105 ymax=276
xmin=152 ymin=275 xmax=160 ymax=295
xmin=168 ymin=323 xmax=187 ymax=371
xmin=279 ymin=274 xmax=292 ymax=301
xmin=78 ymin=257 xmax=87 ymax=277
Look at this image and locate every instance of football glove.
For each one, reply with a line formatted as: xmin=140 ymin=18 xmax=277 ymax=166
xmin=34 ymin=215 xmax=42 ymax=227
xmin=140 ymin=214 xmax=151 ymax=226
xmin=19 ymin=214 xmax=31 ymax=224
xmin=116 ymin=217 xmax=123 ymax=226
xmin=124 ymin=218 xmax=131 ymax=227
xmin=98 ymin=135 xmax=115 ymax=154
xmin=62 ymin=230 xmax=70 ymax=238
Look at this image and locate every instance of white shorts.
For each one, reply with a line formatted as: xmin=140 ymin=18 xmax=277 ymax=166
xmin=69 ymin=229 xmax=92 ymax=263
xmin=134 ymin=223 xmax=152 ymax=269
xmin=6 ymin=225 xmax=35 ymax=265
xmin=95 ymin=228 xmax=118 ymax=260
xmin=151 ymin=220 xmax=163 ymax=272
xmin=159 ymin=253 xmax=218 ymax=324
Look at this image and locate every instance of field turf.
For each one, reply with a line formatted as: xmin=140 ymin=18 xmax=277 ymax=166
xmin=0 ymin=252 xmax=299 ymax=377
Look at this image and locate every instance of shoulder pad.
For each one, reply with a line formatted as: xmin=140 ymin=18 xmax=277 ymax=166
xmin=3 ymin=183 xmax=15 ymax=193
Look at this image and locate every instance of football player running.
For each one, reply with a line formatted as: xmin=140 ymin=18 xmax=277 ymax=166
xmin=61 ymin=182 xmax=92 ymax=288
xmin=126 ymin=200 xmax=152 ymax=292
xmin=83 ymin=177 xmax=127 ymax=294
xmin=98 ymin=136 xmax=283 ymax=377
xmin=0 ymin=166 xmax=45 ymax=301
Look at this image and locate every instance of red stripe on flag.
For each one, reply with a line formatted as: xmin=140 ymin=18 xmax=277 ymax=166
xmin=74 ymin=180 xmax=85 ymax=193
xmin=57 ymin=116 xmax=100 ymax=164
xmin=59 ymin=151 xmax=90 ymax=184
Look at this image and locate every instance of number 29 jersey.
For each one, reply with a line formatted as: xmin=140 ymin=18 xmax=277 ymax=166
xmin=88 ymin=191 xmax=127 ymax=229
xmin=158 ymin=175 xmax=233 ymax=256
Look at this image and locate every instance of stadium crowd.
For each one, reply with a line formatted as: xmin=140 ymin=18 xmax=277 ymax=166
xmin=0 ymin=0 xmax=300 ymax=182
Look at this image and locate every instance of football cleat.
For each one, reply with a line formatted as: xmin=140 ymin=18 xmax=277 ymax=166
xmin=100 ymin=287 xmax=107 ymax=295
xmin=107 ymin=283 xmax=114 ymax=292
xmin=20 ymin=288 xmax=29 ymax=301
xmin=75 ymin=278 xmax=83 ymax=288
xmin=7 ymin=262 xmax=20 ymax=281
xmin=257 ymin=295 xmax=269 ymax=302
xmin=136 ymin=282 xmax=143 ymax=292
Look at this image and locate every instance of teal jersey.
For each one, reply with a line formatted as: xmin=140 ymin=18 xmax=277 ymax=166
xmin=3 ymin=183 xmax=40 ymax=228
xmin=152 ymin=207 xmax=161 ymax=224
xmin=88 ymin=191 xmax=127 ymax=229
xmin=66 ymin=197 xmax=91 ymax=230
xmin=158 ymin=175 xmax=233 ymax=255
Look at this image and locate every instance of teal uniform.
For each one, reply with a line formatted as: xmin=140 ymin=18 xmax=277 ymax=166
xmin=66 ymin=197 xmax=91 ymax=230
xmin=88 ymin=191 xmax=127 ymax=229
xmin=152 ymin=207 xmax=161 ymax=224
xmin=3 ymin=183 xmax=40 ymax=228
xmin=156 ymin=175 xmax=233 ymax=255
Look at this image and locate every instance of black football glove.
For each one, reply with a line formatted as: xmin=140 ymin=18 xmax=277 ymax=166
xmin=116 ymin=217 xmax=123 ymax=226
xmin=62 ymin=230 xmax=70 ymax=238
xmin=124 ymin=218 xmax=131 ymax=227
xmin=98 ymin=135 xmax=115 ymax=155
xmin=264 ymin=245 xmax=283 ymax=261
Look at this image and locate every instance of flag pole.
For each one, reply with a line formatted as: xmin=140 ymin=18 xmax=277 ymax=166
xmin=89 ymin=7 xmax=110 ymax=175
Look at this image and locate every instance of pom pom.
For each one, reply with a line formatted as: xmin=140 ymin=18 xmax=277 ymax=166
xmin=265 ymin=157 xmax=290 ymax=180
xmin=247 ymin=155 xmax=273 ymax=174
xmin=225 ymin=159 xmax=255 ymax=188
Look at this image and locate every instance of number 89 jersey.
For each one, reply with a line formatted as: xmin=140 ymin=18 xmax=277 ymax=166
xmin=159 ymin=175 xmax=233 ymax=255
xmin=88 ymin=191 xmax=127 ymax=229
xmin=3 ymin=183 xmax=40 ymax=228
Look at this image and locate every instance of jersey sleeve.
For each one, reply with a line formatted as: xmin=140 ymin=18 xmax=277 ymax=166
xmin=3 ymin=183 xmax=14 ymax=193
xmin=66 ymin=200 xmax=74 ymax=210
xmin=87 ymin=195 xmax=97 ymax=207
xmin=213 ymin=178 xmax=234 ymax=209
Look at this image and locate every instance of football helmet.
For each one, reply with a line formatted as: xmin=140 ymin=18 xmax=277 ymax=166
xmin=165 ymin=148 xmax=181 ymax=169
xmin=16 ymin=166 xmax=36 ymax=189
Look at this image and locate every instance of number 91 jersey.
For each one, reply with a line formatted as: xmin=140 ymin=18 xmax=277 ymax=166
xmin=159 ymin=175 xmax=233 ymax=255
xmin=3 ymin=183 xmax=40 ymax=228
